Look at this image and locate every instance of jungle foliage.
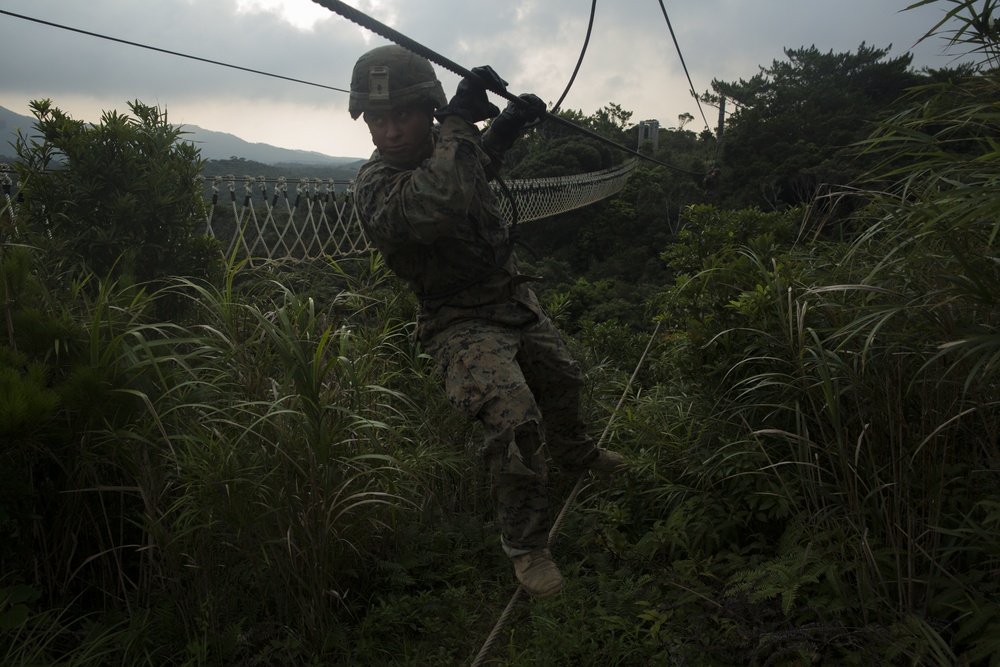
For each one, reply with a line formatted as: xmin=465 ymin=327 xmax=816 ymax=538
xmin=11 ymin=100 xmax=220 ymax=299
xmin=2 ymin=1 xmax=1000 ymax=664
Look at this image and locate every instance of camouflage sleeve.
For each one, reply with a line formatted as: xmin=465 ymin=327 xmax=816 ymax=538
xmin=481 ymin=124 xmax=515 ymax=161
xmin=479 ymin=127 xmax=513 ymax=182
xmin=355 ymin=115 xmax=493 ymax=246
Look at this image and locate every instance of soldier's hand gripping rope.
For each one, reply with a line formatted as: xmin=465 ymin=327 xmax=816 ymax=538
xmin=435 ymin=65 xmax=505 ymax=123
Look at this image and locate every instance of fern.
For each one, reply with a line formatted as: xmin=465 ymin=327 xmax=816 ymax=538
xmin=728 ymin=547 xmax=825 ymax=617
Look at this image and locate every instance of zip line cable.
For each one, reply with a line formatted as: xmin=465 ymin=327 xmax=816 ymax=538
xmin=0 ymin=9 xmax=350 ymax=94
xmin=308 ymin=0 xmax=706 ymax=177
xmin=656 ymin=0 xmax=711 ymax=131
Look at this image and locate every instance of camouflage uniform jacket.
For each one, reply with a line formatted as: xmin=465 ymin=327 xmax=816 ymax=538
xmin=353 ymin=115 xmax=541 ymax=343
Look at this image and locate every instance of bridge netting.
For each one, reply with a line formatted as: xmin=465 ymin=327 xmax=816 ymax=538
xmin=205 ymin=158 xmax=636 ymax=263
xmin=1 ymin=158 xmax=637 ymax=264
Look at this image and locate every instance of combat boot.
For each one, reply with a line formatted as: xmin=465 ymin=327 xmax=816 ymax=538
xmin=587 ymin=449 xmax=628 ymax=475
xmin=513 ymin=548 xmax=564 ymax=598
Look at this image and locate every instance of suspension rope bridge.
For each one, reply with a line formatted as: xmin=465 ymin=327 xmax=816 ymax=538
xmin=1 ymin=158 xmax=637 ymax=263
xmin=199 ymin=158 xmax=637 ymax=263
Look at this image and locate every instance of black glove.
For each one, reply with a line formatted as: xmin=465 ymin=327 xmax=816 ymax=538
xmin=489 ymin=93 xmax=547 ymax=142
xmin=435 ymin=65 xmax=506 ymax=124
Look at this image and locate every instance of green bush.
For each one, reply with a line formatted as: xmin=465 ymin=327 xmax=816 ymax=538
xmin=14 ymin=99 xmax=221 ymax=301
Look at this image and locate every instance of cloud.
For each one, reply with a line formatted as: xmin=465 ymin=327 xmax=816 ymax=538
xmin=0 ymin=0 xmax=962 ymax=160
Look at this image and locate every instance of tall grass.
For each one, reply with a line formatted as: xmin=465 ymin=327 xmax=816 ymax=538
xmin=0 ymin=249 xmax=478 ymax=663
xmin=622 ymin=201 xmax=1000 ymax=662
xmin=608 ymin=8 xmax=1000 ymax=658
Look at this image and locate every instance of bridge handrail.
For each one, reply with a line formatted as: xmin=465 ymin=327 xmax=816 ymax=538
xmin=1 ymin=158 xmax=638 ymax=264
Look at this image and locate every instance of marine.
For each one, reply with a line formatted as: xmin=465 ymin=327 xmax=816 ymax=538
xmin=349 ymin=44 xmax=627 ymax=597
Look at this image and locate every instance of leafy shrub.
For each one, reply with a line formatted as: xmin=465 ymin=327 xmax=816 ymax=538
xmin=14 ymin=99 xmax=221 ymax=303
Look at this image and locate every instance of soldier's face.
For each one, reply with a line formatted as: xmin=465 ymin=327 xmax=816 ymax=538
xmin=364 ymin=105 xmax=433 ymax=167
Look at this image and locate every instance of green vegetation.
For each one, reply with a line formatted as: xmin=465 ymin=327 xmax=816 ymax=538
xmin=200 ymin=156 xmax=362 ymax=186
xmin=12 ymin=100 xmax=220 ymax=295
xmin=2 ymin=1 xmax=1000 ymax=663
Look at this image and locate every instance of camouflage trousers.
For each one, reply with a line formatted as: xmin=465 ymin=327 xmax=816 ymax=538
xmin=425 ymin=313 xmax=598 ymax=556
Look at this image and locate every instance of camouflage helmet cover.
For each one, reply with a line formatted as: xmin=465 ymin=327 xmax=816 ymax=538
xmin=349 ymin=45 xmax=447 ymax=119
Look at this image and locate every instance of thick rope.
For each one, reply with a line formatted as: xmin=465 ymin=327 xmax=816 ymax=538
xmin=470 ymin=320 xmax=664 ymax=666
xmin=655 ymin=0 xmax=710 ymax=131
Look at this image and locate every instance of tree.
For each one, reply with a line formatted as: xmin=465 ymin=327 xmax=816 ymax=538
xmin=589 ymin=102 xmax=633 ymax=138
xmin=502 ymin=104 xmax=630 ymax=179
xmin=709 ymin=43 xmax=925 ymax=209
xmin=14 ymin=99 xmax=220 ymax=296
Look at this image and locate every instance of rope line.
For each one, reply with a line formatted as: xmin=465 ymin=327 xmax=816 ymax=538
xmin=469 ymin=320 xmax=663 ymax=667
xmin=0 ymin=9 xmax=350 ymax=93
xmin=655 ymin=0 xmax=711 ymax=131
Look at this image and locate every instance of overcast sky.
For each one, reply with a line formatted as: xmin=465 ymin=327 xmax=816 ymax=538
xmin=0 ymin=0 xmax=963 ymax=160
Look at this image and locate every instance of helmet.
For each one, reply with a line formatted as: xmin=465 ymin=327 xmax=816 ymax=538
xmin=349 ymin=45 xmax=447 ymax=120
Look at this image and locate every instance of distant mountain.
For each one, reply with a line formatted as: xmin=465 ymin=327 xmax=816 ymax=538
xmin=0 ymin=104 xmax=366 ymax=167
xmin=180 ymin=125 xmax=366 ymax=166
xmin=0 ymin=105 xmax=34 ymax=161
xmin=200 ymin=156 xmax=365 ymax=190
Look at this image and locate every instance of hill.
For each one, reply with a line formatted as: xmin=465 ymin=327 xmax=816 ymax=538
xmin=201 ymin=156 xmax=365 ymax=184
xmin=0 ymin=104 xmax=366 ymax=170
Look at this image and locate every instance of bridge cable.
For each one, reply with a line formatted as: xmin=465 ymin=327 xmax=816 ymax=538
xmin=0 ymin=9 xmax=350 ymax=94
xmin=309 ymin=0 xmax=705 ymax=177
xmin=469 ymin=319 xmax=663 ymax=667
xmin=518 ymin=0 xmax=595 ymax=136
xmin=550 ymin=0 xmax=597 ymax=114
xmin=656 ymin=0 xmax=711 ymax=131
